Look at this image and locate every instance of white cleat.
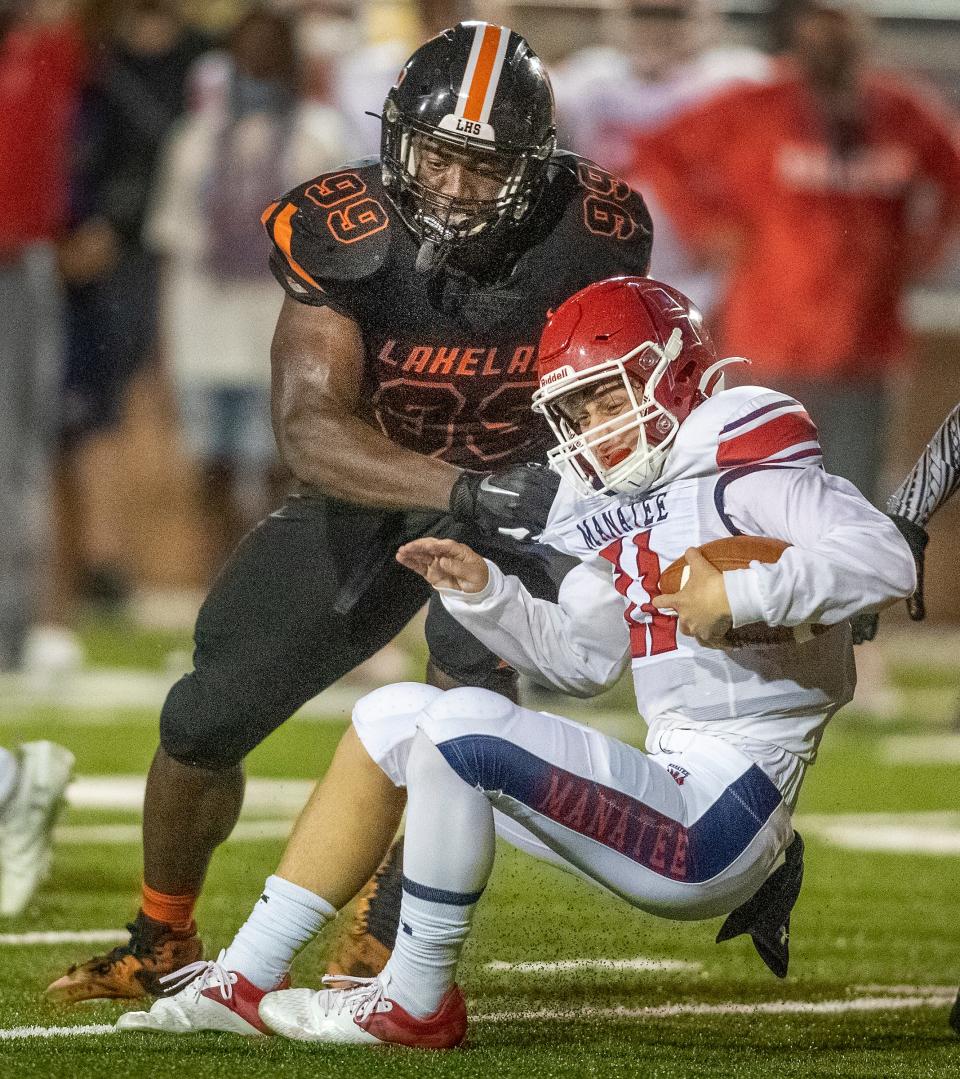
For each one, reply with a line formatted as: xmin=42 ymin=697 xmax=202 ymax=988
xmin=115 ymin=953 xmax=286 ymax=1036
xmin=0 ymin=741 xmax=75 ymax=916
xmin=259 ymin=973 xmax=467 ymax=1048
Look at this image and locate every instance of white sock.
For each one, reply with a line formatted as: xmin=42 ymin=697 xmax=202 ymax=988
xmin=220 ymin=874 xmax=336 ymax=990
xmin=0 ymin=747 xmax=19 ymax=816
xmin=384 ymin=731 xmax=495 ymax=1018
xmin=385 ymin=881 xmax=481 ymax=1018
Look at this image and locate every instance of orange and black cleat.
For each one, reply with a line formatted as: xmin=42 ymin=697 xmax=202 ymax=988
xmin=46 ymin=911 xmax=203 ymax=1004
xmin=325 ymin=838 xmax=404 ymax=981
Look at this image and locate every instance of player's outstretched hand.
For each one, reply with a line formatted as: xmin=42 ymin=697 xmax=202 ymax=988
xmin=397 ymin=537 xmax=490 ymax=594
xmin=652 ymin=547 xmax=733 ymax=646
xmin=449 ymin=463 xmax=560 ymax=540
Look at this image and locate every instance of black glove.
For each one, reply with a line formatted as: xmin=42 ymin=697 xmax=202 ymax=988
xmin=850 ymin=611 xmax=878 ymax=645
xmin=889 ymin=513 xmax=928 ymax=621
xmin=851 ymin=513 xmax=929 ymax=644
xmin=449 ymin=463 xmax=560 ymax=541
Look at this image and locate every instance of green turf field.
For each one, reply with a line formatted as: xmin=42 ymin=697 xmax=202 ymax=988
xmin=0 ymin=628 xmax=957 ymax=1078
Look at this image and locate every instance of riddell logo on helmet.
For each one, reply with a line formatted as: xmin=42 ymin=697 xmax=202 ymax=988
xmin=540 ymin=366 xmax=574 ymax=387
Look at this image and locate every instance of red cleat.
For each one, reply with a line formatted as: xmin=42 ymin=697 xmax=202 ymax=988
xmin=259 ymin=973 xmax=467 ymax=1048
xmin=115 ymin=953 xmax=289 ymax=1037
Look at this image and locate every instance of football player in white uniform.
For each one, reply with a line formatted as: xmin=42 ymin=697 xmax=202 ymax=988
xmin=115 ymin=278 xmax=915 ymax=1048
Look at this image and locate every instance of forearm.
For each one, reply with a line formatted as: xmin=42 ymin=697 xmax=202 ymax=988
xmin=725 ymin=519 xmax=915 ymax=628
xmin=271 ymin=296 xmax=462 ymax=511
xmin=277 ymin=404 xmax=460 ymax=511
xmin=723 ymin=468 xmax=916 ymax=627
xmin=439 ymin=560 xmax=628 ymax=696
xmin=887 ymin=403 xmax=960 ymax=527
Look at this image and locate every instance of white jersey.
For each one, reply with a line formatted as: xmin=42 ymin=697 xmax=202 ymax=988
xmin=440 ymin=386 xmax=915 ymax=801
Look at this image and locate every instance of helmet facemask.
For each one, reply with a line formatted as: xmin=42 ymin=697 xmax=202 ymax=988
xmin=532 ymin=330 xmax=684 ymax=496
xmin=381 ymin=101 xmax=554 ymax=271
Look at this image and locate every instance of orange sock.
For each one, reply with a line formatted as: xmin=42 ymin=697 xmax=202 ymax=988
xmin=141 ymin=883 xmax=198 ymax=931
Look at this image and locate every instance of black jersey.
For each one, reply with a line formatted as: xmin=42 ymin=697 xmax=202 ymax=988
xmin=262 ymin=152 xmax=653 ymax=469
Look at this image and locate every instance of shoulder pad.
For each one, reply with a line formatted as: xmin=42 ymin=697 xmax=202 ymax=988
xmin=544 ymin=152 xmax=653 ymax=276
xmin=659 ymin=388 xmax=820 ymax=484
xmin=709 ymin=388 xmax=822 ymax=470
xmin=262 ymin=160 xmax=395 ymax=305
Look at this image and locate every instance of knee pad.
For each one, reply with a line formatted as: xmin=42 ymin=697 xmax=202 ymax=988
xmin=351 ymin=682 xmax=444 ymax=786
xmin=160 ymin=674 xmax=249 ymax=771
xmin=418 ymin=685 xmax=513 ymax=738
xmin=417 ymin=687 xmax=517 ymax=789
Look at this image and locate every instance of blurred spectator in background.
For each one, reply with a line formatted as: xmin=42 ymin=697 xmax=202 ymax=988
xmin=147 ymin=5 xmax=344 ymax=576
xmin=0 ymin=0 xmax=84 ymax=670
xmin=553 ymin=0 xmax=771 ymax=314
xmin=56 ymin=0 xmax=212 ymax=612
xmin=0 ymin=740 xmax=74 ymax=916
xmin=635 ymin=0 xmax=960 ymax=506
xmin=318 ymin=0 xmax=471 ymax=160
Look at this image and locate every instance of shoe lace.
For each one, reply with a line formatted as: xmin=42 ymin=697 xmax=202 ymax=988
xmin=313 ymin=973 xmax=394 ymax=1023
xmin=158 ymin=950 xmax=237 ymax=1001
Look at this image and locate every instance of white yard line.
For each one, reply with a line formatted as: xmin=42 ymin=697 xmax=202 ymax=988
xmin=484 ymin=957 xmax=701 ymax=974
xmin=56 ymin=820 xmax=294 ymax=845
xmin=797 ymin=810 xmax=960 ymax=855
xmin=473 ymin=993 xmax=957 ymax=1023
xmin=789 ymin=811 xmax=957 ymax=854
xmin=67 ymin=775 xmax=313 ymax=814
xmin=0 ymin=669 xmax=361 ymax=720
xmin=0 ymin=1024 xmax=116 ymax=1041
xmin=57 ymin=775 xmax=306 ymax=843
xmin=0 ymin=930 xmax=128 ymax=946
xmin=0 ymin=992 xmax=953 ymax=1040
xmin=805 ymin=824 xmax=960 ymax=855
xmin=881 ymin=735 xmax=960 ymax=765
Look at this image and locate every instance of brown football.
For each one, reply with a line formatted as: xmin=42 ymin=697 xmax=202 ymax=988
xmin=660 ymin=536 xmax=825 ymax=646
xmin=660 ymin=536 xmax=791 ymax=594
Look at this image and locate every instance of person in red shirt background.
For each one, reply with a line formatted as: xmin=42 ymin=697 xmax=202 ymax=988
xmin=632 ymin=0 xmax=960 ymax=507
xmin=0 ymin=0 xmax=84 ymax=670
xmin=0 ymin=0 xmax=84 ymax=918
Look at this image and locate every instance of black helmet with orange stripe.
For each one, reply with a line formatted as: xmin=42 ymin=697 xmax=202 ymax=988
xmin=381 ymin=21 xmax=556 ymax=271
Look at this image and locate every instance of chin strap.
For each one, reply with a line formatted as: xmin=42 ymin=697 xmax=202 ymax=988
xmin=415 ymin=240 xmax=439 ymax=274
xmin=699 ymin=355 xmax=750 ymax=396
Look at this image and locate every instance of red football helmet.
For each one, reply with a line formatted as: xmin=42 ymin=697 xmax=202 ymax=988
xmin=532 ymin=277 xmax=733 ymax=495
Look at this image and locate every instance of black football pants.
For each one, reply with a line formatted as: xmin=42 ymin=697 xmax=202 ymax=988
xmin=159 ymin=489 xmax=575 ymax=769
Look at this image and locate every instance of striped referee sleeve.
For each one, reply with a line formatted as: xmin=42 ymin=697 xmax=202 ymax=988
xmin=887 ymin=403 xmax=960 ymax=526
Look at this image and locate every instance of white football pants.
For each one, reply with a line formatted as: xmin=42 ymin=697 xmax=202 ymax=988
xmin=353 ymin=683 xmax=794 ymax=921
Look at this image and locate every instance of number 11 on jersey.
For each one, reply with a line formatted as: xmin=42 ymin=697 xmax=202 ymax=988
xmin=601 ymin=534 xmax=678 ymax=658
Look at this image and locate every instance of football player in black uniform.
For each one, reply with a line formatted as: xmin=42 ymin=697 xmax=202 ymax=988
xmin=851 ymin=402 xmax=960 ymax=1036
xmin=48 ymin=21 xmax=653 ymax=1003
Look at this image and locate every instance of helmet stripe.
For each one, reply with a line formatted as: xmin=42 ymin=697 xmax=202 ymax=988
xmin=476 ymin=27 xmax=511 ymax=125
xmin=457 ymin=23 xmax=510 ymax=125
